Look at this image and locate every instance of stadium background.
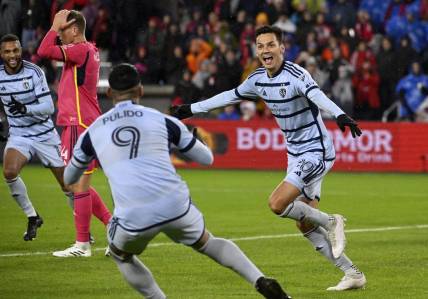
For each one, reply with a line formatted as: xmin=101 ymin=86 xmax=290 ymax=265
xmin=1 ymin=0 xmax=428 ymax=171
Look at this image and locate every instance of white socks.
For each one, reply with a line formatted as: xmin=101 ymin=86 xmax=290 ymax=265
xmin=304 ymin=226 xmax=360 ymax=275
xmin=112 ymin=255 xmax=166 ymax=299
xmin=280 ymin=200 xmax=330 ymax=229
xmin=198 ymin=235 xmax=263 ymax=286
xmin=6 ymin=176 xmax=36 ymax=217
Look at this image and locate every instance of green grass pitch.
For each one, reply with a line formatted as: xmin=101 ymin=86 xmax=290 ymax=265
xmin=0 ymin=166 xmax=427 ymax=298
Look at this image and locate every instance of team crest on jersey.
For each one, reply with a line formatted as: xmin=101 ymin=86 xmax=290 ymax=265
xmin=279 ymin=88 xmax=287 ymax=98
xmin=22 ymin=80 xmax=30 ymax=90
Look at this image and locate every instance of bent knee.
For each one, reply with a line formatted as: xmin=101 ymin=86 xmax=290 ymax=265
xmin=3 ymin=168 xmax=19 ymax=181
xmin=268 ymin=195 xmax=290 ymax=215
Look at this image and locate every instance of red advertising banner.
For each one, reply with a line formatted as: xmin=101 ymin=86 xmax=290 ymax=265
xmin=173 ymin=119 xmax=428 ymax=173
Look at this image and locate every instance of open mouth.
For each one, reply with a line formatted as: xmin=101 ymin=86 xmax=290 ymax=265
xmin=263 ymin=55 xmax=273 ymax=64
xmin=8 ymin=59 xmax=18 ymax=67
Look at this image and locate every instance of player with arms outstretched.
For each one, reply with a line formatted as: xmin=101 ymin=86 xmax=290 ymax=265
xmin=63 ymin=63 xmax=291 ymax=299
xmin=172 ymin=25 xmax=366 ymax=291
xmin=37 ymin=10 xmax=111 ymax=257
xmin=0 ymin=34 xmax=71 ymax=241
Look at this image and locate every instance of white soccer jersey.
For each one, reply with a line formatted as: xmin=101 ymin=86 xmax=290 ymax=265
xmin=0 ymin=61 xmax=57 ymax=142
xmin=192 ymin=61 xmax=345 ymax=161
xmin=70 ymin=101 xmax=203 ymax=231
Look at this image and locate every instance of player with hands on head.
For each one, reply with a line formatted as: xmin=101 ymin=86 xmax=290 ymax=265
xmin=63 ymin=63 xmax=291 ymax=299
xmin=0 ymin=34 xmax=71 ymax=241
xmin=37 ymin=9 xmax=111 ymax=257
xmin=172 ymin=25 xmax=365 ymax=291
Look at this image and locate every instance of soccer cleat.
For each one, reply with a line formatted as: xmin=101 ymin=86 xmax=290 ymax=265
xmin=52 ymin=243 xmax=91 ymax=257
xmin=104 ymin=246 xmax=111 ymax=257
xmin=327 ymin=273 xmax=367 ymax=291
xmin=327 ymin=214 xmax=346 ymax=259
xmin=255 ymin=277 xmax=292 ymax=299
xmin=89 ymin=233 xmax=95 ymax=244
xmin=23 ymin=214 xmax=43 ymax=241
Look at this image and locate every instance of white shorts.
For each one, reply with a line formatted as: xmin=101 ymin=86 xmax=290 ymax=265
xmin=107 ymin=203 xmax=205 ymax=255
xmin=4 ymin=135 xmax=64 ymax=168
xmin=285 ymin=153 xmax=334 ymax=201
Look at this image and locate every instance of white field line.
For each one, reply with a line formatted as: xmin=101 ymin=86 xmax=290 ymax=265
xmin=1 ymin=224 xmax=427 ymax=258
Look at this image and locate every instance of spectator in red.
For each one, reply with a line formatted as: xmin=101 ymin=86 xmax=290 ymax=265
xmin=350 ymin=40 xmax=376 ymax=73
xmin=352 ymin=61 xmax=381 ymax=120
xmin=355 ymin=10 xmax=374 ymax=43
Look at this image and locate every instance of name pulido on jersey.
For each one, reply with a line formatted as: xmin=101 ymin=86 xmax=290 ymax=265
xmin=102 ymin=109 xmax=144 ymax=124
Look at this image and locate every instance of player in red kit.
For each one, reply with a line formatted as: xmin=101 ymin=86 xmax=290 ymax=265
xmin=38 ymin=9 xmax=111 ymax=257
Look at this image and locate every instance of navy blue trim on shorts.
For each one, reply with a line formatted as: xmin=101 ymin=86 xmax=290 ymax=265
xmin=117 ymin=198 xmax=192 ymax=233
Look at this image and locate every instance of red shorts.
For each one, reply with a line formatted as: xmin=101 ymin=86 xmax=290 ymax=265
xmin=60 ymin=125 xmax=98 ymax=174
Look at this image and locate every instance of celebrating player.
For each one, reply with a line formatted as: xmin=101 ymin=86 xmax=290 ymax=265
xmin=172 ymin=25 xmax=366 ymax=291
xmin=37 ymin=10 xmax=111 ymax=257
xmin=0 ymin=34 xmax=71 ymax=241
xmin=63 ymin=63 xmax=291 ymax=299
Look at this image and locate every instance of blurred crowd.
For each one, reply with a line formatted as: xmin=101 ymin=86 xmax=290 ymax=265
xmin=2 ymin=0 xmax=428 ymax=122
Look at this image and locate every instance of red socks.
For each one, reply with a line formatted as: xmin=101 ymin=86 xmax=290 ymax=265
xmin=89 ymin=187 xmax=112 ymax=225
xmin=74 ymin=191 xmax=92 ymax=242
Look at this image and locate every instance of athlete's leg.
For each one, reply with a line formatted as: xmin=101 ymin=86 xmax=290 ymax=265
xmin=50 ymin=166 xmax=74 ymax=209
xmin=107 ymin=221 xmax=166 ymax=298
xmin=3 ymin=148 xmax=35 ymax=216
xmin=3 ymin=147 xmax=43 ymax=240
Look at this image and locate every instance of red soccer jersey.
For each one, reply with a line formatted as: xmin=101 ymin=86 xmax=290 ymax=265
xmin=38 ymin=30 xmax=101 ymax=127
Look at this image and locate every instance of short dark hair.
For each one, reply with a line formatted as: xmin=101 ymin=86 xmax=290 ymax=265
xmin=67 ymin=10 xmax=86 ymax=33
xmin=255 ymin=26 xmax=283 ymax=43
xmin=108 ymin=63 xmax=140 ymax=91
xmin=0 ymin=34 xmax=20 ymax=46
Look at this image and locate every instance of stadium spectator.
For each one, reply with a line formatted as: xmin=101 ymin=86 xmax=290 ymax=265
xmin=332 ymin=64 xmax=354 ymax=116
xmin=354 ymin=10 xmax=374 ymax=43
xmin=240 ymin=101 xmax=259 ymax=121
xmin=171 ymin=25 xmax=366 ymax=291
xmin=171 ymin=69 xmax=201 ymax=106
xmin=350 ymin=40 xmax=376 ymax=73
xmin=164 ymin=45 xmax=187 ymax=85
xmin=305 ymin=56 xmax=330 ymax=94
xmin=64 ymin=62 xmax=291 ymax=299
xmin=352 ymin=61 xmax=381 ymax=120
xmin=218 ymin=49 xmax=243 ymax=90
xmin=396 ymin=61 xmax=428 ymax=121
xmin=328 ymin=0 xmax=357 ymax=30
xmin=0 ymin=34 xmax=69 ymax=242
xmin=376 ymin=37 xmax=399 ymax=114
xmin=217 ymin=105 xmax=241 ymax=120
xmin=186 ymin=38 xmax=213 ymax=74
xmin=313 ymin=12 xmax=331 ymax=47
xmin=394 ymin=36 xmax=418 ymax=79
xmin=37 ymin=9 xmax=111 ymax=257
xmin=0 ymin=0 xmax=22 ymax=37
xmin=273 ymin=13 xmax=297 ymax=35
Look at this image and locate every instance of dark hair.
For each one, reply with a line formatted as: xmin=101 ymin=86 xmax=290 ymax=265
xmin=255 ymin=26 xmax=283 ymax=43
xmin=108 ymin=63 xmax=140 ymax=91
xmin=0 ymin=34 xmax=20 ymax=45
xmin=67 ymin=10 xmax=86 ymax=33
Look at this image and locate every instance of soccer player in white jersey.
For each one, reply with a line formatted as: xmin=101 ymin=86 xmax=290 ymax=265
xmin=172 ymin=26 xmax=366 ymax=291
xmin=0 ymin=34 xmax=72 ymax=241
xmin=63 ymin=63 xmax=291 ymax=299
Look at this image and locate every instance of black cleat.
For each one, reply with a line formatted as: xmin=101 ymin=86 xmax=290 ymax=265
xmin=256 ymin=277 xmax=291 ymax=299
xmin=23 ymin=214 xmax=43 ymax=241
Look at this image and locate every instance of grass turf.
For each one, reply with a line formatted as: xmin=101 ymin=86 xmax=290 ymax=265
xmin=0 ymin=166 xmax=427 ymax=298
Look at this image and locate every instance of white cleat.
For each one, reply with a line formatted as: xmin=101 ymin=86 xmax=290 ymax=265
xmin=327 ymin=214 xmax=346 ymax=259
xmin=104 ymin=246 xmax=111 ymax=257
xmin=53 ymin=244 xmax=91 ymax=257
xmin=327 ymin=273 xmax=367 ymax=291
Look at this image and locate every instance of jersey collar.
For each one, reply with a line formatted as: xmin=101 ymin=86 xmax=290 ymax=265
xmin=268 ymin=60 xmax=286 ymax=79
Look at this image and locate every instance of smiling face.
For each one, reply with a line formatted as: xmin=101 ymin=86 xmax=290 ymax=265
xmin=256 ymin=32 xmax=284 ymax=76
xmin=0 ymin=40 xmax=23 ymax=74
